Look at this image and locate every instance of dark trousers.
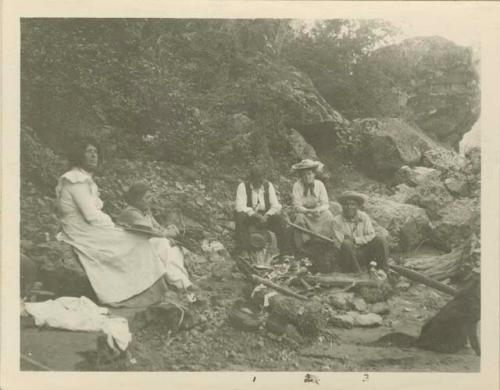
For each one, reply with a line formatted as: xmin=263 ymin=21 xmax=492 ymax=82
xmin=234 ymin=212 xmax=293 ymax=255
xmin=339 ymin=236 xmax=388 ymax=272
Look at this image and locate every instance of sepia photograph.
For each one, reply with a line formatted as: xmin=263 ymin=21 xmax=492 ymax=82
xmin=2 ymin=2 xmax=499 ymax=389
xmin=17 ymin=16 xmax=483 ymax=373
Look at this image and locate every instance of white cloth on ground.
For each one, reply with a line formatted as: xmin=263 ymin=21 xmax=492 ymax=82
xmin=23 ymin=296 xmax=132 ymax=351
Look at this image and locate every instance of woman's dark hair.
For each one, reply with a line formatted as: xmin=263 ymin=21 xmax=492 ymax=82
xmin=67 ymin=137 xmax=102 ymax=168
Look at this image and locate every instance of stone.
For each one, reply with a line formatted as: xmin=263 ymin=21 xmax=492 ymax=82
xmin=352 ymin=297 xmax=368 ymax=313
xmin=131 ymin=302 xmax=194 ymax=332
xmin=360 ymin=37 xmax=480 ymax=149
xmin=371 ymin=302 xmax=391 ymax=315
xmin=444 ymin=174 xmax=468 ymax=196
xmin=223 ymin=221 xmax=236 ymax=231
xmin=288 ymin=128 xmax=318 ymax=160
xmin=329 ymin=314 xmax=354 ymax=329
xmin=406 ymin=179 xmax=454 ymax=219
xmin=20 ymin=253 xmax=38 ymax=296
xmin=266 ymin=60 xmax=346 ymax=127
xmin=394 ymin=165 xmax=440 ymax=187
xmin=328 ymin=292 xmax=354 ymax=311
xmin=390 ymin=184 xmax=417 ymax=204
xmin=433 ymin=198 xmax=480 ymax=251
xmin=228 ymin=307 xmax=262 ymax=332
xmin=354 ymin=118 xmax=440 ymax=174
xmin=422 ymin=149 xmax=466 ymax=173
xmin=396 ymin=280 xmax=411 ymax=290
xmin=229 ymin=113 xmax=253 ymax=134
xmin=28 ymin=240 xmax=95 ymax=299
xmin=349 ymin=312 xmax=383 ymax=327
xmin=265 ymin=314 xmax=288 ymax=335
xmin=365 ymin=196 xmax=431 ymax=251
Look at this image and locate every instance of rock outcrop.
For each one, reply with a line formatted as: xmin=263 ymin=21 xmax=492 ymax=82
xmin=433 ymin=198 xmax=480 ymax=251
xmin=365 ymin=196 xmax=431 ymax=251
xmin=352 ymin=118 xmax=441 ymax=175
xmin=357 ymin=37 xmax=480 ymax=149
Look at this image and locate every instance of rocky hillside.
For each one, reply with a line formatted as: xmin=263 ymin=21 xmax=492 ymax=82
xmin=21 ymin=19 xmax=480 ymax=284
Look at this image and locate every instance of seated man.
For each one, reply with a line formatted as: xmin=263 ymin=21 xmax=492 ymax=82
xmin=234 ymin=165 xmax=292 ymax=257
xmin=291 ymin=159 xmax=336 ymax=252
xmin=333 ymin=191 xmax=388 ymax=272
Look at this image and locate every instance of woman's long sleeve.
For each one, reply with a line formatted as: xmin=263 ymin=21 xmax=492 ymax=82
xmin=69 ymin=182 xmax=114 ymax=227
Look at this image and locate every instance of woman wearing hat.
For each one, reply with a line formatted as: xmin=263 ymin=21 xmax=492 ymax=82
xmin=291 ymin=159 xmax=336 ymax=251
xmin=333 ymin=191 xmax=388 ymax=272
xmin=117 ymin=182 xmax=194 ymax=294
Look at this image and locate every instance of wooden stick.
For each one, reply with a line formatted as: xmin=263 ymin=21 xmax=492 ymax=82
xmin=287 ymin=222 xmax=339 ymax=247
xmin=389 ymin=264 xmax=458 ymax=296
xmin=250 ymin=274 xmax=309 ymax=301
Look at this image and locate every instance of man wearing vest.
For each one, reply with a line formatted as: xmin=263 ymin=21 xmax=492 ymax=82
xmin=234 ymin=165 xmax=292 ymax=256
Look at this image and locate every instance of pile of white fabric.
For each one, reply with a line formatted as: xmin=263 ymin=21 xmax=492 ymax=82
xmin=22 ymin=296 xmax=131 ymax=351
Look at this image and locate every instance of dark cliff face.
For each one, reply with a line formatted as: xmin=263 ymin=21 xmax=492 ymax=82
xmin=354 ymin=36 xmax=480 ymax=149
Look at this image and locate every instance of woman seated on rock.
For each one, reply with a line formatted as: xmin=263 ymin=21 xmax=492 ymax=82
xmin=291 ymin=159 xmax=337 ymax=252
xmin=55 ymin=137 xmax=193 ymax=307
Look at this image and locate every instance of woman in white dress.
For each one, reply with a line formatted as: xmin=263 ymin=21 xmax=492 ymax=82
xmin=291 ymin=159 xmax=337 ymax=251
xmin=55 ymin=138 xmax=192 ymax=306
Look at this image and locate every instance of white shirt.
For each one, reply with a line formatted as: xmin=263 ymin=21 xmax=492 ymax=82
xmin=292 ymin=179 xmax=330 ymax=213
xmin=235 ymin=182 xmax=282 ymax=216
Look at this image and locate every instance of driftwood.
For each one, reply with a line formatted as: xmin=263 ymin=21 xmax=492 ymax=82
xmin=403 ymin=247 xmax=465 ymax=281
xmin=389 ymin=264 xmax=458 ymax=296
xmin=302 ymin=273 xmax=380 ymax=288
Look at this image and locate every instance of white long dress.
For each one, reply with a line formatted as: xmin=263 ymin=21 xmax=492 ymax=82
xmin=55 ymin=168 xmax=190 ymax=304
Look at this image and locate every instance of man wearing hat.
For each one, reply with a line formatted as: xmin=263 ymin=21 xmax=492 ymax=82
xmin=333 ymin=191 xmax=388 ymax=272
xmin=234 ymin=165 xmax=292 ymax=256
xmin=291 ymin=159 xmax=337 ymax=251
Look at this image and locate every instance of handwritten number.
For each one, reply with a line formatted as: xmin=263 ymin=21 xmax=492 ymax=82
xmin=362 ymin=374 xmax=369 ymax=382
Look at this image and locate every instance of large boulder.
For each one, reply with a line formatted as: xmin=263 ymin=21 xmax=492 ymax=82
xmin=288 ymin=128 xmax=318 ymax=160
xmin=433 ymin=198 xmax=480 ymax=251
xmin=356 ymin=37 xmax=480 ymax=149
xmin=422 ymin=149 xmax=466 ymax=173
xmin=390 ymin=184 xmax=417 ymax=204
xmin=353 ymin=118 xmax=440 ymax=175
xmin=405 ymin=177 xmax=454 ymax=219
xmin=365 ymin=196 xmax=431 ymax=251
xmin=265 ymin=60 xmax=346 ymax=127
xmin=394 ymin=165 xmax=440 ymax=187
xmin=23 ymin=240 xmax=95 ymax=299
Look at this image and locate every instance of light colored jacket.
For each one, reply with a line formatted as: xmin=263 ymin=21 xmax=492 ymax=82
xmin=333 ymin=210 xmax=376 ymax=246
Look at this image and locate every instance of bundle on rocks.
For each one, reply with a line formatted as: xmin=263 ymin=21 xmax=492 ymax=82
xmin=251 ymin=286 xmax=327 ymax=338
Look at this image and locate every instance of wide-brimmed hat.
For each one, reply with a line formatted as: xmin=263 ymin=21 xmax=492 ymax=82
xmin=337 ymin=191 xmax=367 ymax=206
xmin=291 ymin=159 xmax=323 ymax=172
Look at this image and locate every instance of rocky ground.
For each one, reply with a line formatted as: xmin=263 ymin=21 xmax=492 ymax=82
xmin=21 ymin=255 xmax=479 ymax=372
xmin=20 ymin=23 xmax=481 ymax=372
